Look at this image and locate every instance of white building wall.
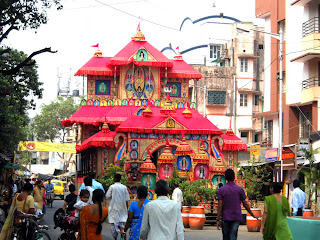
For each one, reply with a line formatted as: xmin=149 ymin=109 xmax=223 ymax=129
xmin=286 ymin=2 xmax=304 ymax=105
xmin=264 ymin=16 xmax=271 ymax=112
xmin=207 ymin=115 xmax=230 ymax=131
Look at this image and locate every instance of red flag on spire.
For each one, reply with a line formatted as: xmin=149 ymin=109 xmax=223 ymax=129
xmin=166 ymin=91 xmax=171 ymax=101
xmin=137 ymin=19 xmax=141 ymax=31
xmin=181 ymin=131 xmax=185 ymax=139
xmin=176 ymin=46 xmax=180 ymax=51
xmin=166 ymin=138 xmax=169 ymax=146
xmin=91 ymin=43 xmax=99 ymax=48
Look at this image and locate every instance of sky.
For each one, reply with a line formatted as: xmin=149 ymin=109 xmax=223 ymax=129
xmin=5 ymin=0 xmax=264 ymax=117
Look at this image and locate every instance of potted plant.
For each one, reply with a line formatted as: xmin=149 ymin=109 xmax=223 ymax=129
xmin=298 ymin=148 xmax=320 ymax=214
xmin=238 ymin=157 xmax=271 ymax=232
xmin=179 ymin=179 xmax=216 ymax=230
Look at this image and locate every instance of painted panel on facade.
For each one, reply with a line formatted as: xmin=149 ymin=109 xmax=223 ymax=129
xmin=95 ymin=80 xmax=111 ymax=95
xmin=168 ymin=82 xmax=181 ymax=97
xmin=141 ymin=173 xmax=156 ymax=190
xmin=194 ymin=164 xmax=209 ymax=180
xmin=177 ymin=155 xmax=191 ymax=171
xmin=158 ymin=163 xmax=173 ymax=179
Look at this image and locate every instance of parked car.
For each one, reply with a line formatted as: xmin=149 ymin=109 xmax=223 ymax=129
xmin=51 ymin=179 xmax=65 ymax=200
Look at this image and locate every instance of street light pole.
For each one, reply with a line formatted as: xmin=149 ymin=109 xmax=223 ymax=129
xmin=279 ymin=28 xmax=284 ymax=182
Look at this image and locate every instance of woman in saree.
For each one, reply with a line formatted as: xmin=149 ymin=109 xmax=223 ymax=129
xmin=123 ymin=186 xmax=150 ymax=240
xmin=32 ymin=180 xmax=45 ymax=211
xmin=262 ymin=182 xmax=293 ymax=240
xmin=78 ymin=189 xmax=108 ymax=240
xmin=0 ymin=183 xmax=35 ymax=240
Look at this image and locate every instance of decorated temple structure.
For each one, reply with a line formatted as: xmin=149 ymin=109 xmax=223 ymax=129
xmin=62 ymin=28 xmax=247 ymax=198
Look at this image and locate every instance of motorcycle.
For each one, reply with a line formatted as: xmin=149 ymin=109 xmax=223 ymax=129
xmin=54 ymin=208 xmax=77 ymax=240
xmin=46 ymin=190 xmax=55 ymax=208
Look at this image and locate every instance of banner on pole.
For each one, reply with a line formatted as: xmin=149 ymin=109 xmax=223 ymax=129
xmin=19 ymin=141 xmax=76 ymax=153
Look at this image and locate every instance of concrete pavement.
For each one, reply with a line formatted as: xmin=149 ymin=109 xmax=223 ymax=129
xmin=43 ymin=198 xmax=263 ymax=240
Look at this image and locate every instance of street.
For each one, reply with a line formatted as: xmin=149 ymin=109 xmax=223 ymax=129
xmin=43 ymin=199 xmax=263 ymax=240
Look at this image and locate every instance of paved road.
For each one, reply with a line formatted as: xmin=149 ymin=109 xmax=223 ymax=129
xmin=42 ymin=199 xmax=263 ymax=240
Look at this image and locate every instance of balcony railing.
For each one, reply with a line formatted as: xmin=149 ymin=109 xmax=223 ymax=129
xmin=302 ymin=76 xmax=320 ymax=89
xmin=302 ymin=17 xmax=320 ymax=37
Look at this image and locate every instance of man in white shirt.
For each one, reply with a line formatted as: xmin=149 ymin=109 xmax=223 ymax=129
xmin=172 ymin=182 xmax=183 ymax=210
xmin=291 ymin=179 xmax=305 ymax=216
xmin=106 ymin=173 xmax=130 ymax=240
xmin=140 ymin=179 xmax=184 ymax=240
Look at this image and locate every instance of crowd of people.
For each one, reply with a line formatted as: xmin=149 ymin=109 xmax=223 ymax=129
xmin=1 ymin=169 xmax=308 ymax=240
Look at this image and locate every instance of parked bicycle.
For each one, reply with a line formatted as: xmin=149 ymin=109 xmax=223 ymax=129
xmin=12 ymin=211 xmax=51 ymax=240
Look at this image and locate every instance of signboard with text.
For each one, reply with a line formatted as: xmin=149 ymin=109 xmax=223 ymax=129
xmin=250 ymin=145 xmax=261 ymax=156
xmin=19 ymin=141 xmax=76 ymax=153
xmin=266 ymin=148 xmax=278 ymax=162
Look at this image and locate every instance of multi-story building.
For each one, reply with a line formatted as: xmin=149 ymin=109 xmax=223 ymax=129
xmin=190 ymin=22 xmax=264 ymax=161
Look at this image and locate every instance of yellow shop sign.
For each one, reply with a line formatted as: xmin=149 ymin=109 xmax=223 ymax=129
xmin=19 ymin=141 xmax=76 ymax=153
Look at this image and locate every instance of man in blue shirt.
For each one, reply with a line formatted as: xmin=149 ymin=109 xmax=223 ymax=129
xmin=45 ymin=179 xmax=54 ymax=191
xmin=79 ymin=172 xmax=105 ymax=193
xmin=291 ymin=179 xmax=305 ymax=216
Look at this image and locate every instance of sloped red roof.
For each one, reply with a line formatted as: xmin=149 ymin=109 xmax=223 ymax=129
xmin=76 ymin=131 xmax=117 ymax=152
xmin=221 ymin=128 xmax=247 ymax=151
xmin=62 ymin=106 xmax=204 ymax=127
xmin=116 ymin=115 xmax=222 ymax=135
xmin=74 ymin=57 xmax=114 ymax=76
xmin=160 ymin=59 xmax=203 ymax=79
xmin=109 ymin=40 xmax=173 ymax=67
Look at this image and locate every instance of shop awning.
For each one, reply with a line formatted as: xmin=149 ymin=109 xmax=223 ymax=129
xmin=221 ymin=126 xmax=247 ymax=151
xmin=76 ymin=131 xmax=117 ymax=152
xmin=4 ymin=163 xmax=20 ymax=170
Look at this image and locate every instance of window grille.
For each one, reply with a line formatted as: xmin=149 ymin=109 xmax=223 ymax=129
xmin=208 ymin=91 xmax=226 ymax=104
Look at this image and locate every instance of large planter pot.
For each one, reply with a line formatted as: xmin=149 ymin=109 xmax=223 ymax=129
xmin=189 ymin=206 xmax=206 ymax=230
xmin=181 ymin=206 xmax=191 ymax=228
xmin=246 ymin=208 xmax=261 ymax=232
xmin=303 ymin=209 xmax=314 ymax=217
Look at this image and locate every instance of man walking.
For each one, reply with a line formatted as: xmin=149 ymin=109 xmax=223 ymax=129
xmin=217 ymin=169 xmax=257 ymax=240
xmin=172 ymin=182 xmax=183 ymax=210
xmin=291 ymin=179 xmax=305 ymax=216
xmin=106 ymin=173 xmax=130 ymax=240
xmin=140 ymin=179 xmax=184 ymax=240
xmin=79 ymin=172 xmax=105 ymax=193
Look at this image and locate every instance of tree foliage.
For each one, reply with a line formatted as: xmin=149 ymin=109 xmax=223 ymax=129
xmin=0 ymin=0 xmax=62 ymax=154
xmin=298 ymin=148 xmax=320 ymax=208
xmin=33 ymin=97 xmax=80 ymax=142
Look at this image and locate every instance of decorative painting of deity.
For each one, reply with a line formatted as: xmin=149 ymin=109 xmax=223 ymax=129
xmin=129 ymin=99 xmax=135 ymax=106
xmin=130 ymin=150 xmax=138 ymax=160
xmin=136 ymin=49 xmax=148 ymax=61
xmin=159 ymin=163 xmax=173 ymax=179
xmin=154 ymin=100 xmax=160 ymax=107
xmin=141 ymin=173 xmax=156 ymax=190
xmin=192 ymin=134 xmax=200 ymax=140
xmin=176 ymin=134 xmax=181 ymax=139
xmin=158 ymin=134 xmax=166 ymax=139
xmin=201 ymin=135 xmax=208 ymax=140
xmin=125 ymin=67 xmax=154 ymax=99
xmin=130 ymin=132 xmax=139 ymax=138
xmin=135 ymin=100 xmax=141 ymax=106
xmin=141 ymin=133 xmax=148 ymax=139
xmin=212 ymin=175 xmax=226 ymax=187
xmin=141 ymin=99 xmax=148 ymax=106
xmin=122 ymin=99 xmax=128 ymax=106
xmin=130 ymin=140 xmax=138 ymax=149
xmin=177 ymin=155 xmax=191 ymax=171
xmin=130 ymin=186 xmax=137 ymax=194
xmin=166 ymin=119 xmax=175 ymax=128
xmin=93 ymin=100 xmax=100 ymax=106
xmin=100 ymin=99 xmax=107 ymax=106
xmin=190 ymin=102 xmax=196 ymax=109
xmin=87 ymin=99 xmax=93 ymax=106
xmin=131 ymin=162 xmax=139 ymax=168
xmin=95 ymin=80 xmax=111 ymax=95
xmin=80 ymin=99 xmax=86 ymax=106
xmin=167 ymin=82 xmax=181 ymax=97
xmin=114 ymin=99 xmax=122 ymax=106
xmin=177 ymin=102 xmax=184 ymax=109
xmin=149 ymin=133 xmax=158 ymax=139
xmin=194 ymin=164 xmax=209 ymax=180
xmin=185 ymin=134 xmax=191 ymax=140
xmin=202 ymin=141 xmax=209 ymax=151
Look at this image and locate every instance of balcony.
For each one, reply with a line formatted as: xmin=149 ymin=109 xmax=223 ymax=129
xmin=302 ymin=17 xmax=320 ymax=37
xmin=291 ymin=18 xmax=320 ymax=63
xmin=301 ymin=76 xmax=320 ymax=103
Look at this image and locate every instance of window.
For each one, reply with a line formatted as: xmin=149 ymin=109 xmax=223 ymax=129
xmin=210 ymin=45 xmax=221 ymax=59
xmin=240 ymin=58 xmax=248 ymax=72
xmin=239 ymin=93 xmax=248 ymax=107
xmin=253 ymin=95 xmax=259 ymax=106
xmin=240 ymin=132 xmax=248 ymax=143
xmin=208 ymin=91 xmax=226 ymax=105
xmin=266 ymin=120 xmax=273 ymax=145
xmin=299 ymin=111 xmax=312 ymax=138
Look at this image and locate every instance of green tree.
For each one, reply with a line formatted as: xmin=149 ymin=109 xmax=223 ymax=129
xmin=33 ymin=97 xmax=80 ymax=171
xmin=0 ymin=0 xmax=62 ymax=154
xmin=298 ymin=148 xmax=320 ymax=208
xmin=239 ymin=157 xmax=271 ymax=207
